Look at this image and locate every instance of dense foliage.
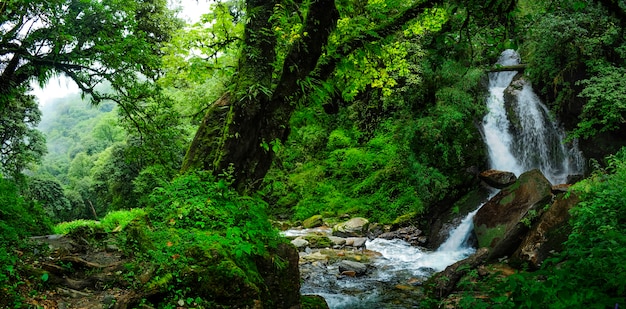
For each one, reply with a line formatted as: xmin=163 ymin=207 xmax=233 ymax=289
xmin=0 ymin=176 xmax=52 ymax=307
xmin=2 ymin=0 xmax=626 ymax=307
xmin=520 ymin=0 xmax=626 ymax=139
xmin=125 ymin=172 xmax=284 ymax=307
xmin=0 ymin=87 xmax=46 ymax=178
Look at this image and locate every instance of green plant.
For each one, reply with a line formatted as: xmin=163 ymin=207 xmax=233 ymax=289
xmin=109 ymin=171 xmax=288 ymax=307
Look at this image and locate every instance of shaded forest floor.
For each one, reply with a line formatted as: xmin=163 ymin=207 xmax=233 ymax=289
xmin=12 ymin=231 xmax=146 ymax=309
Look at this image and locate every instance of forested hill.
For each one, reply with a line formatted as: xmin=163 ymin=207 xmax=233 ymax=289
xmin=1 ymin=0 xmax=626 ymax=308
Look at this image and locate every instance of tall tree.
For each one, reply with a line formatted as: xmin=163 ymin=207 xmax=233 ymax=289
xmin=0 ymin=87 xmax=46 ymax=178
xmin=0 ymin=0 xmax=180 ymax=175
xmin=181 ymin=0 xmax=450 ymax=192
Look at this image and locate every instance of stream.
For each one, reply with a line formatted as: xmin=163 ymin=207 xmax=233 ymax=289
xmin=292 ymin=50 xmax=584 ymax=308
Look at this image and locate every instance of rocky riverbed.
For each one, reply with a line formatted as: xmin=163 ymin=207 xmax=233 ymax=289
xmin=282 ymin=217 xmax=474 ymax=308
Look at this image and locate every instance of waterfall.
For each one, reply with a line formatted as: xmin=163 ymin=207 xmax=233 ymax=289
xmin=482 ymin=49 xmax=584 ymax=184
xmin=436 ymin=49 xmax=585 ymax=256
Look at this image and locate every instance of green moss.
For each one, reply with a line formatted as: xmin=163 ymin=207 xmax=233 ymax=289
xmin=301 ymin=295 xmax=330 ymax=309
xmin=391 ymin=212 xmax=417 ymax=228
xmin=302 ymin=215 xmax=324 ymax=228
xmin=304 ymin=235 xmax=333 ymax=248
xmin=475 ymin=223 xmax=507 ymax=249
xmin=499 ymin=192 xmax=515 ymax=205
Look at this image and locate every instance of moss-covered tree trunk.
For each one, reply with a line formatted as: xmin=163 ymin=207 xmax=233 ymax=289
xmin=182 ymin=0 xmax=340 ymax=192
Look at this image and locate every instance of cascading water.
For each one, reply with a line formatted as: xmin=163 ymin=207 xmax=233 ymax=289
xmin=482 ymin=49 xmax=584 ymax=184
xmin=296 ymin=49 xmax=584 ymax=308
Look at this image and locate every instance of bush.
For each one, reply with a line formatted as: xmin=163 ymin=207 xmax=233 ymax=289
xmin=0 ymin=177 xmax=52 ymax=307
xmin=121 ymin=171 xmax=286 ymax=307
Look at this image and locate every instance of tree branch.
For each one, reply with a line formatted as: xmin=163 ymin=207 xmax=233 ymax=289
xmin=315 ymin=0 xmax=444 ymax=81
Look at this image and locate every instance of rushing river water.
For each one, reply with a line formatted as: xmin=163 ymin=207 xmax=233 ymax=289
xmin=295 ymin=50 xmax=584 ymax=308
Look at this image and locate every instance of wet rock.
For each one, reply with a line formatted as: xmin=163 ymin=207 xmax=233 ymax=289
xmin=473 ymin=169 xmax=553 ymax=260
xmin=328 ymin=236 xmax=346 ymax=246
xmin=378 ymin=226 xmax=424 ymax=246
xmin=332 ymin=217 xmax=369 ymax=237
xmin=303 ymin=215 xmax=324 ymax=229
xmin=366 ymin=223 xmax=386 ymax=238
xmin=291 ymin=237 xmax=309 ymax=249
xmin=303 ymin=235 xmax=332 ymax=248
xmin=551 ymin=184 xmax=570 ymax=194
xmin=479 ymin=169 xmax=517 ymax=189
xmin=427 ymin=187 xmax=492 ymax=249
xmin=566 ymin=174 xmax=583 ymax=184
xmin=336 ymin=260 xmax=367 ymax=276
xmin=425 ymin=247 xmax=490 ymax=299
xmin=344 ymin=237 xmax=367 ymax=249
xmin=301 ymin=252 xmax=329 ymax=263
xmin=511 ymin=192 xmax=579 ymax=268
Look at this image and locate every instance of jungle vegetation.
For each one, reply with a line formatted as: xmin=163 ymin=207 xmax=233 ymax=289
xmin=1 ymin=0 xmax=626 ymax=307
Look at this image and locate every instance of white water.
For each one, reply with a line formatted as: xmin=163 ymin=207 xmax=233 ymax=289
xmin=482 ymin=49 xmax=584 ymax=184
xmin=299 ymin=49 xmax=584 ymax=308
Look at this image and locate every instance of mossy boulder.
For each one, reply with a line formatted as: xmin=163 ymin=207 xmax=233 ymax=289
xmin=332 ymin=217 xmax=369 ymax=237
xmin=391 ymin=212 xmax=418 ymax=229
xmin=255 ymin=243 xmax=301 ymax=308
xmin=510 ymin=192 xmax=579 ymax=268
xmin=183 ymin=244 xmax=261 ymax=307
xmin=473 ymin=169 xmax=553 ymax=260
xmin=302 ymin=295 xmax=330 ymax=309
xmin=303 ymin=235 xmax=333 ymax=248
xmin=303 ymin=215 xmax=324 ymax=228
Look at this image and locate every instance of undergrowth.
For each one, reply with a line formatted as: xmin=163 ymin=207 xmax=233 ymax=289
xmin=121 ymin=171 xmax=285 ymax=308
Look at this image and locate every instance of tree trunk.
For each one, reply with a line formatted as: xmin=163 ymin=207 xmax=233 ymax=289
xmin=182 ymin=0 xmax=340 ymax=193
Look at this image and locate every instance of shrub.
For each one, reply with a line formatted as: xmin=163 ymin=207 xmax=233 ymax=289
xmin=0 ymin=177 xmax=52 ymax=307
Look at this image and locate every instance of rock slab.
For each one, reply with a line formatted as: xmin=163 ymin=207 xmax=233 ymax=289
xmin=473 ymin=169 xmax=553 ymax=260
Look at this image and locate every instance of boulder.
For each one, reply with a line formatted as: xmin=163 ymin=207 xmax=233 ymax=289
xmin=510 ymin=192 xmax=579 ymax=268
xmin=473 ymin=169 xmax=553 ymax=260
xmin=566 ymin=174 xmax=583 ymax=184
xmin=302 ymin=215 xmax=324 ymax=229
xmin=551 ymin=184 xmax=570 ymax=194
xmin=301 ymin=295 xmax=330 ymax=309
xmin=425 ymin=247 xmax=490 ymax=299
xmin=303 ymin=235 xmax=333 ymax=248
xmin=378 ymin=226 xmax=425 ymax=246
xmin=344 ymin=237 xmax=367 ymax=249
xmin=336 ymin=260 xmax=367 ymax=276
xmin=478 ymin=169 xmax=517 ymax=189
xmin=328 ymin=236 xmax=346 ymax=246
xmin=291 ymin=237 xmax=309 ymax=249
xmin=332 ymin=217 xmax=369 ymax=237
